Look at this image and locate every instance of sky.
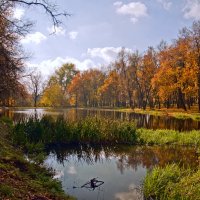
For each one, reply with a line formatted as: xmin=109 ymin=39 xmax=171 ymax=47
xmin=14 ymin=0 xmax=200 ymax=77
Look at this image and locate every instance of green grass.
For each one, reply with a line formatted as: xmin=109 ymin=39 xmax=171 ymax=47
xmin=0 ymin=184 xmax=13 ymax=198
xmin=143 ymin=164 xmax=200 ymax=200
xmin=137 ymin=128 xmax=200 ymax=146
xmin=0 ymin=119 xmax=74 ymax=200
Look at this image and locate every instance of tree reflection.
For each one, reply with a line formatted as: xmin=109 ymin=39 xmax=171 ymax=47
xmin=47 ymin=145 xmax=199 ymax=174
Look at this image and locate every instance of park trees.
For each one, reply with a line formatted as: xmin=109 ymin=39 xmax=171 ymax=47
xmin=0 ymin=0 xmax=69 ymax=106
xmin=67 ymin=69 xmax=105 ymax=107
xmin=180 ymin=21 xmax=200 ymax=111
xmin=114 ymin=49 xmax=139 ymax=108
xmin=98 ymin=70 xmax=121 ymax=107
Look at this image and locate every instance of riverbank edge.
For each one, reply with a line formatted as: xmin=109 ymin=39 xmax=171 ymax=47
xmin=2 ymin=115 xmax=200 ymax=200
xmin=78 ymin=107 xmax=200 ymax=121
xmin=3 ymin=106 xmax=200 ymax=121
xmin=0 ymin=121 xmax=75 ymax=200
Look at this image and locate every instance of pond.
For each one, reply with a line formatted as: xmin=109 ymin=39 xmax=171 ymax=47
xmin=1 ymin=107 xmax=200 ymax=199
xmin=44 ymin=145 xmax=199 ymax=200
xmin=1 ymin=107 xmax=200 ymax=131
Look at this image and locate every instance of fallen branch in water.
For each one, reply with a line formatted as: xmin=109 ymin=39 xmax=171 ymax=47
xmin=81 ymin=178 xmax=104 ymax=190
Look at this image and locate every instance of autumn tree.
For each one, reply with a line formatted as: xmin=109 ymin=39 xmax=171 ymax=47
xmin=114 ymin=49 xmax=139 ymax=108
xmin=50 ymin=63 xmax=78 ymax=94
xmin=180 ymin=21 xmax=200 ymax=111
xmin=139 ymin=47 xmax=158 ymax=109
xmin=40 ymin=83 xmax=63 ymax=107
xmin=67 ymin=73 xmax=82 ymax=107
xmin=67 ymin=69 xmax=105 ymax=107
xmin=41 ymin=63 xmax=78 ymax=107
xmin=98 ymin=70 xmax=121 ymax=107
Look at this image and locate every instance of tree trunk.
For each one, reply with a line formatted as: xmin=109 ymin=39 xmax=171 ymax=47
xmin=177 ymin=88 xmax=187 ymax=111
xmin=34 ymin=95 xmax=37 ymax=107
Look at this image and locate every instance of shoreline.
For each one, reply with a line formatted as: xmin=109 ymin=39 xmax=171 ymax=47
xmin=2 ymin=106 xmax=200 ymax=121
xmin=0 ymin=121 xmax=74 ymax=200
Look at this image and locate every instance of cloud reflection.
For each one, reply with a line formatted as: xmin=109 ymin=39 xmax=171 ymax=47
xmin=115 ymin=183 xmax=143 ymax=200
xmin=67 ymin=166 xmax=77 ymax=175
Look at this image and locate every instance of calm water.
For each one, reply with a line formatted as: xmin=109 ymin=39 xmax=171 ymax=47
xmin=1 ymin=107 xmax=200 ymax=131
xmin=1 ymin=108 xmax=199 ymax=199
xmin=44 ymin=145 xmax=199 ymax=200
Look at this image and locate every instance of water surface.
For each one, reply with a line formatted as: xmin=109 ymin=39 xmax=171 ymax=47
xmin=44 ymin=145 xmax=199 ymax=200
xmin=2 ymin=107 xmax=200 ymax=131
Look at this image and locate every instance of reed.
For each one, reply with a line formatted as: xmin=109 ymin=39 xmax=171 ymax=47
xmin=13 ymin=116 xmax=137 ymax=151
xmin=143 ymin=164 xmax=200 ymax=200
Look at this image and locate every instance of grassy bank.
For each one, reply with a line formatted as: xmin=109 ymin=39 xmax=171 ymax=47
xmin=12 ymin=116 xmax=200 ymax=151
xmin=115 ymin=107 xmax=200 ymax=121
xmin=137 ymin=128 xmax=200 ymax=146
xmin=143 ymin=164 xmax=200 ymax=200
xmin=0 ymin=118 xmax=74 ymax=200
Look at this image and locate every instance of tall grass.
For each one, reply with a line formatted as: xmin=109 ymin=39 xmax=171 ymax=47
xmin=143 ymin=164 xmax=200 ymax=200
xmin=13 ymin=116 xmax=137 ymax=150
xmin=13 ymin=116 xmax=200 ymax=152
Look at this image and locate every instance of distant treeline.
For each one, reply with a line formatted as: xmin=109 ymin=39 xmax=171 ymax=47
xmin=1 ymin=6 xmax=200 ymax=111
xmin=40 ymin=21 xmax=200 ymax=111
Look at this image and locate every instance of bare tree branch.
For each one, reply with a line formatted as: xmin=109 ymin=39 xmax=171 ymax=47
xmin=9 ymin=0 xmax=71 ymax=28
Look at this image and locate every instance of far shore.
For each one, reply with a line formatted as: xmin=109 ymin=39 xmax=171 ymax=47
xmin=1 ymin=106 xmax=200 ymax=121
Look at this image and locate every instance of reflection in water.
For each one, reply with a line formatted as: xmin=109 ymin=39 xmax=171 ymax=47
xmin=44 ymin=145 xmax=199 ymax=200
xmin=1 ymin=107 xmax=200 ymax=131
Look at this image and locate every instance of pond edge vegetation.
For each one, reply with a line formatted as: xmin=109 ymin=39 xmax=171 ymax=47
xmin=2 ymin=115 xmax=200 ymax=200
xmin=0 ymin=117 xmax=74 ymax=200
xmin=143 ymin=164 xmax=200 ymax=200
xmin=12 ymin=115 xmax=200 ymax=150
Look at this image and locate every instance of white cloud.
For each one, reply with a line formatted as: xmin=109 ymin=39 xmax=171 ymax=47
xmin=130 ymin=17 xmax=138 ymax=24
xmin=113 ymin=1 xmax=123 ymax=7
xmin=183 ymin=0 xmax=200 ymax=20
xmin=157 ymin=0 xmax=172 ymax=10
xmin=21 ymin=32 xmax=47 ymax=44
xmin=26 ymin=47 xmax=135 ymax=77
xmin=114 ymin=1 xmax=147 ymax=23
xmin=68 ymin=31 xmax=78 ymax=40
xmin=47 ymin=26 xmax=66 ymax=36
xmin=13 ymin=8 xmax=25 ymax=20
xmin=87 ymin=47 xmax=133 ymax=63
xmin=26 ymin=56 xmax=97 ymax=76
